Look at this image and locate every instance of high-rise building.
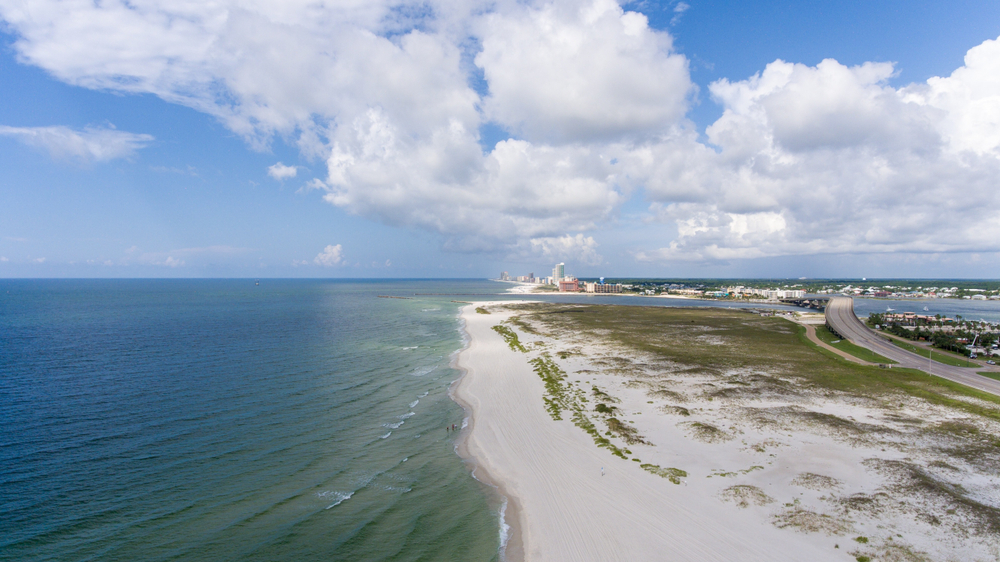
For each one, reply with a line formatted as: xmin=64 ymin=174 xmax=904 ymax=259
xmin=552 ymin=263 xmax=565 ymax=284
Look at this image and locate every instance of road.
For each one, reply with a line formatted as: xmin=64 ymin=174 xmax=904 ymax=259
xmin=824 ymin=296 xmax=1000 ymax=397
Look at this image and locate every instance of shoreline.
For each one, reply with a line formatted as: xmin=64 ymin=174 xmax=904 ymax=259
xmin=449 ymin=304 xmax=525 ymax=561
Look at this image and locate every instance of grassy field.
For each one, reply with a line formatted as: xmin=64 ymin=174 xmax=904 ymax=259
xmin=508 ymin=303 xmax=1000 ymax=420
xmin=887 ymin=337 xmax=974 ymax=368
xmin=814 ymin=325 xmax=896 ymax=364
xmin=980 ymin=372 xmax=1000 ymax=382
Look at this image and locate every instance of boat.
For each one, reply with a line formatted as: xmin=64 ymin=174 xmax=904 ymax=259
xmin=255 ymin=279 xmax=260 ymax=286
xmin=923 ymin=306 xmax=929 ymax=311
xmin=886 ymin=306 xmax=895 ymax=312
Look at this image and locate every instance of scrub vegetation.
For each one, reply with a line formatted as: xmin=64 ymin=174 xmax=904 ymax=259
xmin=492 ymin=302 xmax=1000 ymax=557
xmin=492 ymin=324 xmax=527 ymax=352
xmin=640 ymin=464 xmax=687 ymax=484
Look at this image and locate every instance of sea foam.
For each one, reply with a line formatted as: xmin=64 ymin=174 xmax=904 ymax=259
xmin=409 ymin=366 xmax=436 ymax=377
xmin=319 ymin=490 xmax=354 ymax=509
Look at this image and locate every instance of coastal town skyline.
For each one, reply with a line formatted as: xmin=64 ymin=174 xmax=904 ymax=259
xmin=2 ymin=0 xmax=1000 ymax=279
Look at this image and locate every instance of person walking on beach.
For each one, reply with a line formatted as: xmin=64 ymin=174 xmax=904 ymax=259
xmin=601 ymin=467 xmax=605 ymax=476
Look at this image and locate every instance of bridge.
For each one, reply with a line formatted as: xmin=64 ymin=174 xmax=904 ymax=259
xmin=824 ymin=296 xmax=1000 ymax=397
xmin=780 ymin=296 xmax=830 ymax=310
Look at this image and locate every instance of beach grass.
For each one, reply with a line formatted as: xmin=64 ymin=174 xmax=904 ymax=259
xmin=814 ymin=325 xmax=896 ymax=364
xmin=492 ymin=324 xmax=527 ymax=352
xmin=639 ymin=463 xmax=687 ymax=484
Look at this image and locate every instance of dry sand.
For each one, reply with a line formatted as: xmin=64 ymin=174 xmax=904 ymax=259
xmin=453 ymin=302 xmax=848 ymax=562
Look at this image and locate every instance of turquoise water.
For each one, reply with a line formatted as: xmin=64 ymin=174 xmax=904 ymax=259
xmin=1 ymin=280 xmax=505 ymax=561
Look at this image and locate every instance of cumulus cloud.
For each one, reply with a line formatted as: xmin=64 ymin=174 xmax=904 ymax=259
xmin=475 ymin=0 xmax=692 ymax=143
xmin=323 ymin=111 xmax=622 ymax=251
xmin=267 ymin=162 xmax=298 ymax=180
xmin=527 ymin=233 xmax=603 ymax=265
xmin=1 ymin=256 xmax=9 ymax=262
xmin=3 ymin=0 xmax=1000 ymax=266
xmin=0 ymin=125 xmax=153 ymax=162
xmin=633 ymin=41 xmax=1000 ymax=262
xmin=314 ymin=244 xmax=344 ymax=266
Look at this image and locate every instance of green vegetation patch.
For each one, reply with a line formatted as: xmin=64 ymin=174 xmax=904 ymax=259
xmin=681 ymin=421 xmax=733 ymax=443
xmin=815 ymin=325 xmax=896 ymax=364
xmin=529 ymin=354 xmax=629 ymax=458
xmin=979 ymin=371 xmax=1000 ymax=382
xmin=505 ymin=303 xmax=1000 ymax=426
xmin=594 ymin=403 xmax=616 ymax=414
xmin=475 ymin=306 xmax=490 ymax=314
xmin=640 ymin=463 xmax=687 ymax=484
xmin=720 ymin=485 xmax=774 ymax=508
xmin=492 ymin=324 xmax=527 ymax=353
xmin=530 ymin=355 xmax=571 ymax=419
xmin=606 ymin=417 xmax=649 ymax=445
xmin=791 ymin=472 xmax=842 ymax=491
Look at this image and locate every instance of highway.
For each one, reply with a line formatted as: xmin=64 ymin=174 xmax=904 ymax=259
xmin=824 ymin=296 xmax=1000 ymax=397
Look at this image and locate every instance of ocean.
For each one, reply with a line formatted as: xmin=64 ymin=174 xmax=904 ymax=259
xmin=5 ymin=279 xmax=999 ymax=561
xmin=1 ymin=279 xmax=506 ymax=561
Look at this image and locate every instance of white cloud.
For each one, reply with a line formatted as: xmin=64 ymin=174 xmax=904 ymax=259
xmin=267 ymin=162 xmax=298 ymax=180
xmin=527 ymin=233 xmax=603 ymax=265
xmin=0 ymin=256 xmax=8 ymax=262
xmin=0 ymin=125 xmax=153 ymax=162
xmin=33 ymin=257 xmax=46 ymax=263
xmin=671 ymin=2 xmax=689 ymax=26
xmin=476 ymin=0 xmax=692 ymax=143
xmin=314 ymin=244 xmax=344 ymax=266
xmin=3 ymin=1 xmax=1000 ymax=266
xmin=0 ymin=0 xmax=480 ymax=154
xmin=163 ymin=256 xmax=184 ymax=267
xmin=322 ymin=109 xmax=623 ymax=252
xmin=632 ymin=41 xmax=1000 ymax=262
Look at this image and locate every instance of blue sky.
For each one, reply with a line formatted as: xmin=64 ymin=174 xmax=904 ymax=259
xmin=1 ymin=0 xmax=998 ymax=278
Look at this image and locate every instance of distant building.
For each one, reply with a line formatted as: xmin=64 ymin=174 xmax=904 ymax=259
xmin=552 ymin=263 xmax=565 ymax=284
xmin=559 ymin=279 xmax=579 ymax=292
xmin=585 ymin=282 xmax=621 ymax=293
xmin=500 ymin=271 xmax=510 ymax=281
xmin=726 ymin=287 xmax=804 ymax=299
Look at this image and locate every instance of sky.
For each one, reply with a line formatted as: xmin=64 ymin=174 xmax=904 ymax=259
xmin=1 ymin=0 xmax=999 ymax=279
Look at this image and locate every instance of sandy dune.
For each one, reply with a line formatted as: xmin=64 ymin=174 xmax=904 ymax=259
xmin=453 ymin=303 xmax=844 ymax=562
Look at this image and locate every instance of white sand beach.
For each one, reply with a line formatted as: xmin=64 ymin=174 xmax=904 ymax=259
xmin=453 ymin=303 xmax=847 ymax=562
